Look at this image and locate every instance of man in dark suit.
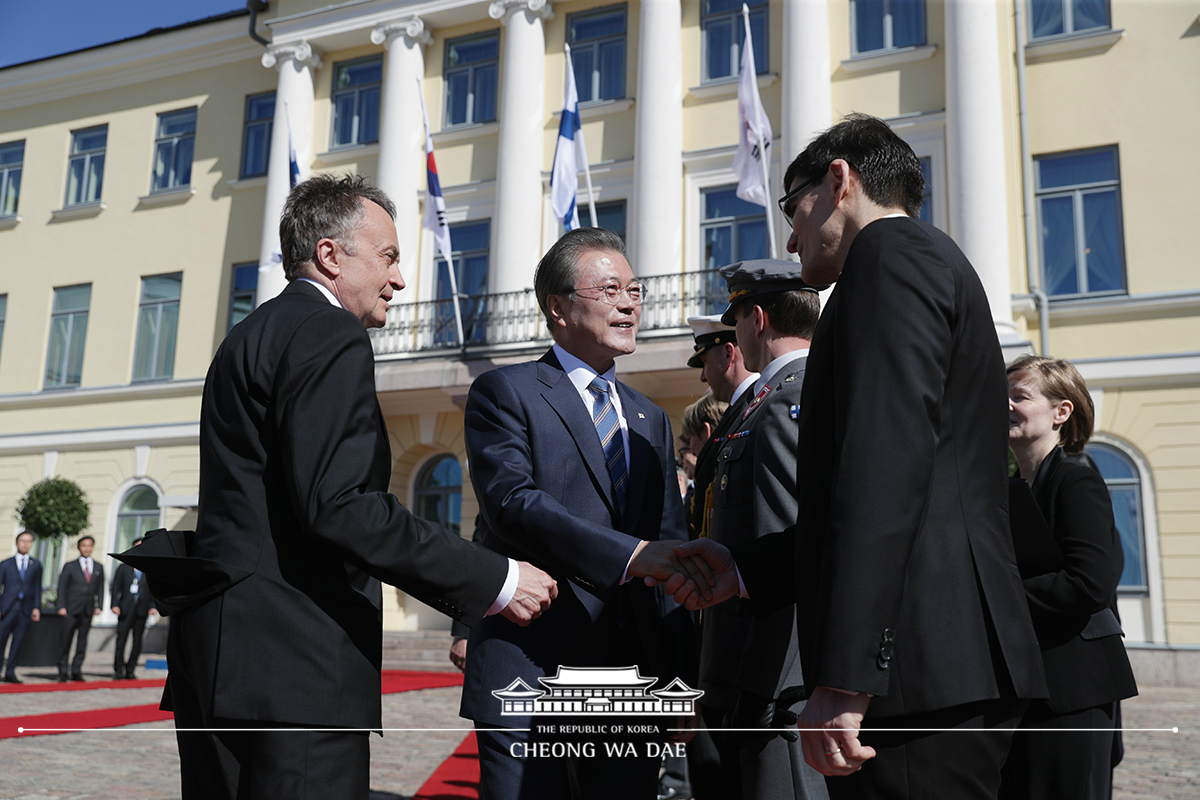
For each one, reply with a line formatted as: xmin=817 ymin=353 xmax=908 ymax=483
xmin=56 ymin=535 xmax=104 ymax=682
xmin=0 ymin=531 xmax=42 ymax=682
xmin=683 ymin=314 xmax=757 ymax=541
xmin=461 ymin=227 xmax=702 ymax=800
xmin=702 ymin=261 xmax=826 ymax=800
xmin=668 ymin=114 xmax=1046 ymax=799
xmin=110 ymin=537 xmax=156 ymax=680
xmin=139 ymin=175 xmax=557 ymax=799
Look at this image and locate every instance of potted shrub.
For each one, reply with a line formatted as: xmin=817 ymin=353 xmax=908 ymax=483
xmin=14 ymin=477 xmax=90 ymax=667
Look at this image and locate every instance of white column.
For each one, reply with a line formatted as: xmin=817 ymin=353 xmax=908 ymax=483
xmin=257 ymin=42 xmax=321 ymax=306
xmin=631 ymin=0 xmax=682 ymax=278
xmin=489 ymin=0 xmax=552 ymax=294
xmin=781 ymin=0 xmax=831 ymax=168
xmin=372 ymin=18 xmax=433 ymax=287
xmin=945 ymin=0 xmax=1017 ymax=341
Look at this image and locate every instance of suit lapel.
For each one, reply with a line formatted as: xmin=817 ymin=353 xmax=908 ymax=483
xmin=537 ymin=352 xmax=622 ymax=521
xmin=621 ymin=387 xmax=653 ymax=537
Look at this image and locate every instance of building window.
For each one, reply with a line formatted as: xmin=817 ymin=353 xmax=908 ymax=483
xmin=561 ymin=199 xmax=627 ymax=241
xmin=1029 ymin=0 xmax=1110 ymax=40
xmin=229 ymin=263 xmax=258 ymax=331
xmin=115 ymin=486 xmax=162 ymax=554
xmin=65 ymin=126 xmax=107 ymax=206
xmin=702 ymin=0 xmax=767 ymax=82
xmin=1035 ymin=147 xmax=1125 ymax=298
xmin=0 ymin=141 xmax=23 ymax=217
xmin=151 ymin=108 xmax=197 ymax=192
xmin=240 ymin=93 xmax=275 ymax=179
xmin=414 ymin=455 xmax=463 ymax=536
xmin=850 ymin=0 xmax=926 ymax=55
xmin=444 ymin=33 xmax=499 ymax=127
xmin=331 ymin=57 xmax=382 ymax=148
xmin=435 ymin=220 xmax=491 ymax=346
xmin=1085 ymin=443 xmax=1146 ymax=594
xmin=568 ymin=6 xmax=627 ymax=102
xmin=45 ymin=284 xmax=91 ymax=389
xmin=133 ymin=273 xmax=182 ymax=382
xmin=702 ymin=186 xmax=767 ymax=311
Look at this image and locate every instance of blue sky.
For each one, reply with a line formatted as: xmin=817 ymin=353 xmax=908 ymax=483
xmin=0 ymin=0 xmax=247 ymax=69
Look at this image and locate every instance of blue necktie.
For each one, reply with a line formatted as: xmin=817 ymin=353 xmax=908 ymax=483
xmin=588 ymin=376 xmax=628 ymax=521
xmin=18 ymin=556 xmax=25 ymax=580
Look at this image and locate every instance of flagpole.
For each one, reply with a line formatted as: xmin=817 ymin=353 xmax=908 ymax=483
xmin=416 ymin=76 xmax=464 ymax=348
xmin=744 ymin=4 xmax=777 ymax=259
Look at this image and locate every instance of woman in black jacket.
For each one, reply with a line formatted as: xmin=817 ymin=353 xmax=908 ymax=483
xmin=1000 ymin=355 xmax=1137 ymax=800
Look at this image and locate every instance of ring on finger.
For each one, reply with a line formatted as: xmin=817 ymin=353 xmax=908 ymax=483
xmin=826 ymin=747 xmax=842 ymax=756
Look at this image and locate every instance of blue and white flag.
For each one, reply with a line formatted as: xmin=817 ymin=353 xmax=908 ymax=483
xmin=287 ymin=101 xmax=301 ymax=190
xmin=550 ymin=45 xmax=586 ymax=230
xmin=417 ymin=79 xmax=453 ymax=265
xmin=733 ymin=4 xmax=772 ymax=208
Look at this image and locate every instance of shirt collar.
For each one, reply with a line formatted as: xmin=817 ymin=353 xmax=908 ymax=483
xmin=297 ymin=278 xmax=343 ymax=308
xmin=553 ymin=343 xmax=617 ymax=394
xmin=729 ymin=373 xmax=759 ymax=407
xmin=755 ymin=349 xmax=810 ymax=394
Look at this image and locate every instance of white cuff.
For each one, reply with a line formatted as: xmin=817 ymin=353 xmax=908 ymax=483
xmin=485 ymin=558 xmax=520 ymax=616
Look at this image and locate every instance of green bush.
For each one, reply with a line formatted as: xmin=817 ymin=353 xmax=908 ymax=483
xmin=15 ymin=477 xmax=91 ymax=541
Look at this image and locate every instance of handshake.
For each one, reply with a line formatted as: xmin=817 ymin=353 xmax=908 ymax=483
xmin=499 ymin=538 xmax=739 ymax=625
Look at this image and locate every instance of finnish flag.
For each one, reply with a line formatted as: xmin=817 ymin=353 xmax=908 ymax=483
xmin=550 ymin=44 xmax=587 ymax=230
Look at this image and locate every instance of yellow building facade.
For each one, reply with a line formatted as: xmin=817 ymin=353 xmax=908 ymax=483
xmin=0 ymin=0 xmax=1197 ymax=652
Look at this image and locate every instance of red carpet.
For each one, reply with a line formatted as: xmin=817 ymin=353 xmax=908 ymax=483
xmin=0 ymin=669 xmax=465 ymax=740
xmin=413 ymin=731 xmax=480 ymax=800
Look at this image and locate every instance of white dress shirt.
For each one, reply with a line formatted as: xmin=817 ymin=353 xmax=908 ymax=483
xmin=753 ymin=349 xmax=811 ymax=396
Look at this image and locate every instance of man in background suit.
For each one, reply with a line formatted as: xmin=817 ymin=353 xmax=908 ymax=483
xmin=136 ymin=175 xmax=557 ymax=799
xmin=0 ymin=532 xmax=42 ymax=682
xmin=56 ymin=535 xmax=103 ymax=682
xmin=461 ymin=227 xmax=702 ymax=800
xmin=669 ymin=114 xmax=1046 ymax=799
xmin=701 ymin=260 xmax=826 ymax=800
xmin=683 ymin=314 xmax=757 ymax=541
xmin=110 ymin=537 xmax=156 ymax=679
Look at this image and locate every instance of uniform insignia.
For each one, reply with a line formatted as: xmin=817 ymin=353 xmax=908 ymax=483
xmin=790 ymin=404 xmax=800 ymax=419
xmin=720 ymin=475 xmax=727 ymax=490
xmin=784 ymin=373 xmax=796 ymax=383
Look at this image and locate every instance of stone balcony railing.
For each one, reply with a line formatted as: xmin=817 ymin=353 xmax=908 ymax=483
xmin=369 ymin=269 xmax=728 ymax=357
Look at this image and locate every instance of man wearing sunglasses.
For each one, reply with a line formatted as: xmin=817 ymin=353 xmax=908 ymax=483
xmin=668 ymin=114 xmax=1046 ymax=800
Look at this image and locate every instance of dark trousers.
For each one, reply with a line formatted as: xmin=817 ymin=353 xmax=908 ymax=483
xmin=999 ymin=701 xmax=1116 ymax=800
xmin=167 ymin=636 xmax=370 ymax=800
xmin=824 ymin=698 xmax=1027 ymax=800
xmin=113 ymin=613 xmax=148 ymax=674
xmin=0 ymin=607 xmax=31 ymax=676
xmin=476 ymin=723 xmax=660 ymax=800
xmin=57 ymin=611 xmax=93 ymax=677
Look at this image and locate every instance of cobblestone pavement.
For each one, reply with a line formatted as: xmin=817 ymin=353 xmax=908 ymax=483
xmin=1 ymin=651 xmax=1196 ymax=799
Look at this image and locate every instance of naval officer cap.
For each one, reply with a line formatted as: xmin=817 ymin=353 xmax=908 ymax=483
xmin=686 ymin=314 xmax=737 ymax=369
xmin=718 ymin=259 xmax=821 ymax=326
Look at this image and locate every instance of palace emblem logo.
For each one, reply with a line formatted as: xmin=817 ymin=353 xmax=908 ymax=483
xmin=492 ymin=666 xmax=703 ymax=717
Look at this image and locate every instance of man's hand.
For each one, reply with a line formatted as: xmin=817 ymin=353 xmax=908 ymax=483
xmin=645 ymin=539 xmax=740 ymax=610
xmin=796 ymin=686 xmax=876 ymax=776
xmin=31 ymin=608 xmax=40 ymax=622
xmin=628 ymin=540 xmax=719 ymax=601
xmin=57 ymin=608 xmax=66 ymax=617
xmin=111 ymin=607 xmax=121 ymax=616
xmin=670 ymin=710 xmax=699 ymax=743
xmin=449 ymin=637 xmax=468 ymax=671
xmin=93 ymin=608 xmax=101 ymax=616
xmin=499 ymin=562 xmax=558 ymax=626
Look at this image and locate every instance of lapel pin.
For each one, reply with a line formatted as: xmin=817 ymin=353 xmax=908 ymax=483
xmin=637 ymin=413 xmax=644 ymax=419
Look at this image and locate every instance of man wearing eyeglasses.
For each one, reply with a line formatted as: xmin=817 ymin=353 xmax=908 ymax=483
xmin=461 ymin=227 xmax=702 ymax=800
xmin=667 ymin=115 xmax=1046 ymax=799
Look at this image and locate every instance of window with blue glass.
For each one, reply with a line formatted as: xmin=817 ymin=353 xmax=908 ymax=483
xmin=445 ymin=33 xmax=499 ymax=127
xmin=561 ymin=200 xmax=627 ymax=241
xmin=568 ymin=6 xmax=626 ymax=102
xmin=331 ymin=57 xmax=382 ymax=148
xmin=229 ymin=263 xmax=259 ymax=331
xmin=1035 ymin=147 xmax=1125 ymax=298
xmin=45 ymin=284 xmax=91 ymax=389
xmin=133 ymin=273 xmax=182 ymax=381
xmin=0 ymin=141 xmax=23 ymax=217
xmin=703 ymin=0 xmax=767 ymax=82
xmin=1029 ymin=0 xmax=1110 ymax=40
xmin=151 ymin=108 xmax=197 ymax=192
xmin=1085 ymin=443 xmax=1146 ymax=593
xmin=435 ymin=220 xmax=491 ymax=346
xmin=415 ymin=455 xmax=463 ymax=536
xmin=65 ymin=126 xmax=107 ymax=207
xmin=702 ymin=186 xmax=768 ymax=311
xmin=240 ymin=93 xmax=275 ymax=179
xmin=850 ymin=0 xmax=926 ymax=56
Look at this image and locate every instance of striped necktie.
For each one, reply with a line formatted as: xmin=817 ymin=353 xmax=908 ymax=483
xmin=588 ymin=376 xmax=628 ymax=520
